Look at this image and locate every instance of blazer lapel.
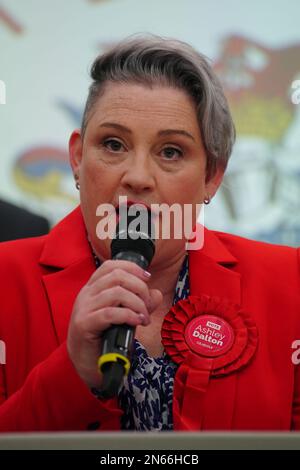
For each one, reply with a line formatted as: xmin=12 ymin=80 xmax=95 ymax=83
xmin=173 ymin=227 xmax=242 ymax=431
xmin=189 ymin=228 xmax=241 ymax=304
xmin=39 ymin=206 xmax=96 ymax=344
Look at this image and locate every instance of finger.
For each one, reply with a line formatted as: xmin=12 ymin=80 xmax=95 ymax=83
xmin=87 ymin=269 xmax=152 ymax=309
xmin=88 ymin=286 xmax=150 ymax=320
xmin=83 ymin=307 xmax=146 ymax=337
xmin=148 ymin=289 xmax=164 ymax=313
xmin=87 ymin=259 xmax=152 ymax=286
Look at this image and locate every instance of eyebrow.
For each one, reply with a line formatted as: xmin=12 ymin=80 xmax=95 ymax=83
xmin=98 ymin=122 xmax=195 ymax=142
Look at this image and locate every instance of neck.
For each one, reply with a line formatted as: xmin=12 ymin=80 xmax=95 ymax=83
xmin=147 ymin=250 xmax=187 ymax=298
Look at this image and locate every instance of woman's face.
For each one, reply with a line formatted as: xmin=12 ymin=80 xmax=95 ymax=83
xmin=69 ymin=82 xmax=223 ymax=266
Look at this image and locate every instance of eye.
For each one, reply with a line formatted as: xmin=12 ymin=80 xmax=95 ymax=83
xmin=102 ymin=138 xmax=126 ymax=153
xmin=161 ymin=146 xmax=183 ymax=160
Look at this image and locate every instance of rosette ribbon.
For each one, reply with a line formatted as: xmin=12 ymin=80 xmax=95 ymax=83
xmin=161 ymin=295 xmax=258 ymax=430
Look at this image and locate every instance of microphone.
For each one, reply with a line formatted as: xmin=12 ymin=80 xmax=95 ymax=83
xmin=97 ymin=204 xmax=156 ymax=398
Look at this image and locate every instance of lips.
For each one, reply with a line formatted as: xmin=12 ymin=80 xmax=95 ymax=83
xmin=115 ymin=199 xmax=158 ymax=217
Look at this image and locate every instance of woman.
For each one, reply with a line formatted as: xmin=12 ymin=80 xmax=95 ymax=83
xmin=0 ymin=35 xmax=299 ymax=432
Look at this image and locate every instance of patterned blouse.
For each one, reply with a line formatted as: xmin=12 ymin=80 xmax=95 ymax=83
xmin=118 ymin=255 xmax=190 ymax=431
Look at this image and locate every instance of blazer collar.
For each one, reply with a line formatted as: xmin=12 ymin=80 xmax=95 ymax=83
xmin=188 ymin=227 xmax=241 ymax=305
xmin=39 ymin=206 xmax=238 ymax=270
xmin=39 ymin=205 xmax=91 ymax=268
xmin=39 ymin=206 xmax=96 ymax=343
xmin=199 ymin=227 xmax=237 ymax=265
xmin=39 ymin=207 xmax=241 ymax=343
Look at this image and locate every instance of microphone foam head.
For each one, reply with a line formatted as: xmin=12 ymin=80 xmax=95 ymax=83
xmin=111 ymin=204 xmax=156 ymax=265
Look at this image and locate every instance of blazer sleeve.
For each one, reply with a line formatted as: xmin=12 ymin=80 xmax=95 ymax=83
xmin=291 ymin=247 xmax=300 ymax=430
xmin=0 ymin=342 xmax=122 ymax=432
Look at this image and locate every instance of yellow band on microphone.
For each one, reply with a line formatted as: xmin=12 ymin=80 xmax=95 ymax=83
xmin=98 ymin=353 xmax=131 ymax=376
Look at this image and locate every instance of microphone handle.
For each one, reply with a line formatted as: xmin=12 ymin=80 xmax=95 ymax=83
xmin=97 ymin=251 xmax=149 ymax=398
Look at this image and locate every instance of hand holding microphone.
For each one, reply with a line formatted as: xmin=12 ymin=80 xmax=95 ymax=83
xmin=66 ymin=204 xmax=163 ymax=396
xmin=98 ymin=204 xmax=156 ymax=397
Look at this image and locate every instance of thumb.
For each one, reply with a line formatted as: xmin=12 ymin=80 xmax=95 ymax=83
xmin=148 ymin=288 xmax=163 ymax=312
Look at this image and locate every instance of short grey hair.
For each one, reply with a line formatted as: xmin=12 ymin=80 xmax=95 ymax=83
xmin=81 ymin=34 xmax=235 ymax=180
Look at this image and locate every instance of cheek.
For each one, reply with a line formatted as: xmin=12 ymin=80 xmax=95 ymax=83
xmin=160 ymin=170 xmax=205 ymax=242
xmin=80 ymin=167 xmax=117 ymax=261
xmin=79 ymin=159 xmax=106 ymax=240
xmin=167 ymin=169 xmax=205 ymax=206
xmin=81 ymin=157 xmax=114 ymax=206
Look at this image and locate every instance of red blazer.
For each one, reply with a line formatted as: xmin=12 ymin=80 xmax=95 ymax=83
xmin=0 ymin=206 xmax=299 ymax=432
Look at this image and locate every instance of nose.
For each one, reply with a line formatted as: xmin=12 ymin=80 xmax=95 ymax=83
xmin=120 ymin=153 xmax=155 ymax=194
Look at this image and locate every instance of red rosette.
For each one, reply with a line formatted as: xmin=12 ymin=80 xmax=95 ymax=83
xmin=161 ymin=294 xmax=258 ymax=376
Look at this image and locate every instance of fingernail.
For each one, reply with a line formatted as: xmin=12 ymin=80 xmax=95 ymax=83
xmin=143 ymin=270 xmax=151 ymax=278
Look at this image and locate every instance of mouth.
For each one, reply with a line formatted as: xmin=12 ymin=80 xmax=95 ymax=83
xmin=115 ymin=199 xmax=158 ymax=218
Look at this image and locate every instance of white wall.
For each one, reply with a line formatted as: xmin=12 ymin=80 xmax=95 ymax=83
xmin=0 ymin=0 xmax=300 ymax=245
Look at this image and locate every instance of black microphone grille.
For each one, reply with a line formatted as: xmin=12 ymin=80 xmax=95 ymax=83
xmin=111 ymin=206 xmax=156 ymax=265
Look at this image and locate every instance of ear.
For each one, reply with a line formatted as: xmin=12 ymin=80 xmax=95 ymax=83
xmin=205 ymin=167 xmax=225 ymax=200
xmin=69 ymin=129 xmax=83 ymax=178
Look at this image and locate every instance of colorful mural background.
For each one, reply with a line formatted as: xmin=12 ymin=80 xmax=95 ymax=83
xmin=0 ymin=0 xmax=299 ymax=245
